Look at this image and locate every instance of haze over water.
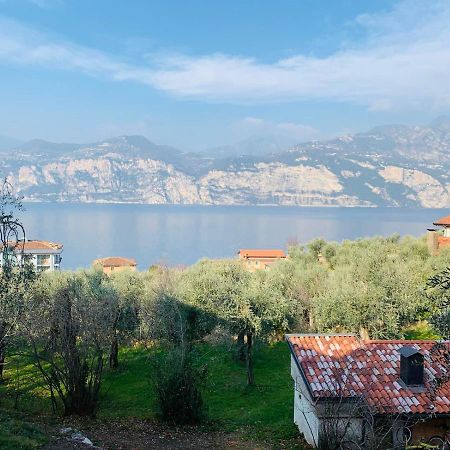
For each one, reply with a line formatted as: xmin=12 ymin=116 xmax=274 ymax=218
xmin=20 ymin=203 xmax=447 ymax=270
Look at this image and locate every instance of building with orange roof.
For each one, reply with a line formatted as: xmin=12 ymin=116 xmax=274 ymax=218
xmin=0 ymin=239 xmax=63 ymax=272
xmin=93 ymin=256 xmax=137 ymax=275
xmin=237 ymin=249 xmax=286 ymax=272
xmin=427 ymin=214 xmax=450 ymax=255
xmin=287 ymin=333 xmax=450 ymax=448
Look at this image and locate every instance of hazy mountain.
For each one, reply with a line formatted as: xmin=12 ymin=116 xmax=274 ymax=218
xmin=14 ymin=139 xmax=81 ymax=159
xmin=204 ymin=134 xmax=299 ymax=158
xmin=0 ymin=135 xmax=23 ymax=152
xmin=2 ymin=122 xmax=450 ymax=208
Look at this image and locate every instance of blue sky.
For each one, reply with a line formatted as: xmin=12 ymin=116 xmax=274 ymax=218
xmin=0 ymin=0 xmax=449 ymax=150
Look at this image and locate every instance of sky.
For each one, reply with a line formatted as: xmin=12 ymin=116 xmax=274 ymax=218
xmin=0 ymin=0 xmax=450 ymax=151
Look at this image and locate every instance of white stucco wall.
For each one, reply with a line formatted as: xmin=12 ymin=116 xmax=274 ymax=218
xmin=290 ymin=356 xmax=364 ymax=448
xmin=291 ymin=356 xmax=320 ymax=447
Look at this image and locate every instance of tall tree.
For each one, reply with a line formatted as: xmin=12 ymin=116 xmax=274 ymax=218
xmin=179 ymin=259 xmax=293 ymax=385
xmin=0 ymin=179 xmax=35 ymax=381
xmin=24 ymin=270 xmax=117 ymax=415
xmin=108 ymin=270 xmax=143 ymax=368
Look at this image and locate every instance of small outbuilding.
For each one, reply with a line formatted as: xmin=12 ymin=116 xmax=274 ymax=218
xmin=287 ymin=334 xmax=450 ymax=448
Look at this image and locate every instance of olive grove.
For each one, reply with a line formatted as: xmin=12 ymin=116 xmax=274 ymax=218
xmin=1 ymin=230 xmax=450 ymax=423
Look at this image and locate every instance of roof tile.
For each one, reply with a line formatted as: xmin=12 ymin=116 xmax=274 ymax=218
xmin=287 ymin=334 xmax=450 ymax=415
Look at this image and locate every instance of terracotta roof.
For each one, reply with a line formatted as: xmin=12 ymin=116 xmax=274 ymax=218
xmin=287 ymin=334 xmax=450 ymax=415
xmin=1 ymin=240 xmax=63 ymax=252
xmin=93 ymin=257 xmax=137 ymax=267
xmin=238 ymin=249 xmax=286 ymax=258
xmin=433 ymin=214 xmax=450 ymax=226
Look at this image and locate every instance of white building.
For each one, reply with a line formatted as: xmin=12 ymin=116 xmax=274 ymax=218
xmin=0 ymin=240 xmax=63 ymax=272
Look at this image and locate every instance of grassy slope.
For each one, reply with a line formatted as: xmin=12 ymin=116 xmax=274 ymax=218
xmin=2 ymin=342 xmax=301 ymax=447
xmin=0 ymin=409 xmax=47 ymax=450
xmin=100 ymin=342 xmax=299 ymax=442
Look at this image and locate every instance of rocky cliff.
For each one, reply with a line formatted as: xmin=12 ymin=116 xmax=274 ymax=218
xmin=2 ymin=120 xmax=450 ymax=207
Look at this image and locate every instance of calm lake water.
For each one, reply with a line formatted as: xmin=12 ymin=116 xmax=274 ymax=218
xmin=19 ymin=203 xmax=449 ymax=270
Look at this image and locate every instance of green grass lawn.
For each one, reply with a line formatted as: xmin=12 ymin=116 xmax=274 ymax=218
xmin=0 ymin=408 xmax=47 ymax=450
xmin=1 ymin=341 xmax=301 ymax=447
xmin=100 ymin=342 xmax=299 ymax=442
xmin=403 ymin=321 xmax=441 ymax=340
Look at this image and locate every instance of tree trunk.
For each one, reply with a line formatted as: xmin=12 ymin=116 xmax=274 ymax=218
xmin=236 ymin=331 xmax=246 ymax=362
xmin=109 ymin=334 xmax=119 ymax=369
xmin=359 ymin=326 xmax=370 ymax=340
xmin=245 ymin=332 xmax=255 ymax=386
xmin=308 ymin=310 xmax=315 ymax=330
xmin=0 ymin=324 xmax=7 ymax=383
xmin=0 ymin=343 xmax=5 ymax=382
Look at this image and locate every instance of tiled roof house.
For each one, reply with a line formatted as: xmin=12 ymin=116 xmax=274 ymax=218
xmin=428 ymin=213 xmax=450 ymax=255
xmin=93 ymin=256 xmax=137 ymax=274
xmin=238 ymin=249 xmax=286 ymax=271
xmin=0 ymin=239 xmax=63 ymax=271
xmin=287 ymin=334 xmax=450 ymax=448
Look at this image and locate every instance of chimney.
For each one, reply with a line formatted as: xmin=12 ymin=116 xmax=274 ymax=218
xmin=400 ymin=346 xmax=424 ymax=386
xmin=427 ymin=229 xmax=439 ymax=256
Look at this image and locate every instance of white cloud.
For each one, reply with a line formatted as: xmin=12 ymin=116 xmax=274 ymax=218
xmin=0 ymin=0 xmax=450 ymax=108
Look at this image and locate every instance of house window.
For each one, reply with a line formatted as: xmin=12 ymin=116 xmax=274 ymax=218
xmin=37 ymin=254 xmax=51 ymax=266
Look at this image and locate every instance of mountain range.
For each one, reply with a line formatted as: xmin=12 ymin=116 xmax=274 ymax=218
xmin=2 ymin=118 xmax=450 ymax=207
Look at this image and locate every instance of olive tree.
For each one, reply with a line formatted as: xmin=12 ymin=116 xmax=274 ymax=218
xmin=179 ymin=259 xmax=294 ymax=385
xmin=24 ymin=270 xmax=117 ymax=415
xmin=312 ymin=237 xmax=430 ymax=339
xmin=426 ymin=267 xmax=450 ymax=395
xmin=108 ymin=270 xmax=143 ymax=368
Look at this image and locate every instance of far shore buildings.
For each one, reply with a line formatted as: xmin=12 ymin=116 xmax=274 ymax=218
xmin=93 ymin=256 xmax=137 ymax=274
xmin=287 ymin=334 xmax=450 ymax=448
xmin=427 ymin=214 xmax=450 ymax=254
xmin=238 ymin=249 xmax=287 ymax=272
xmin=0 ymin=240 xmax=63 ymax=272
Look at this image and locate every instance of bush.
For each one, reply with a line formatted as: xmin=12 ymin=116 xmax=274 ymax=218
xmin=151 ymin=347 xmax=207 ymax=424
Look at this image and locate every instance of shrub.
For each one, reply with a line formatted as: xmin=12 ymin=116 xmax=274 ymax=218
xmin=151 ymin=347 xmax=207 ymax=424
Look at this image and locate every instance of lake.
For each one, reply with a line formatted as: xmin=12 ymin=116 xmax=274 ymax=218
xmin=19 ymin=203 xmax=448 ymax=270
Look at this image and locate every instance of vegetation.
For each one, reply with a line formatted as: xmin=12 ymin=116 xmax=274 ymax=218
xmin=25 ymin=270 xmax=118 ymax=416
xmin=0 ymin=409 xmax=47 ymax=450
xmin=1 ymin=343 xmax=298 ymax=445
xmin=1 ymin=222 xmax=450 ymax=447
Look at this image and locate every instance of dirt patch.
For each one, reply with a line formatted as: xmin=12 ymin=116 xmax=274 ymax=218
xmin=42 ymin=418 xmax=272 ymax=450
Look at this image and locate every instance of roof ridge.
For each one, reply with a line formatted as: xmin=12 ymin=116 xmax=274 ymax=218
xmin=365 ymin=339 xmax=441 ymax=343
xmin=286 ymin=333 xmax=357 ymax=337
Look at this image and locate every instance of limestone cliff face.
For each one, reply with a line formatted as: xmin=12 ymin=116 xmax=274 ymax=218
xmin=378 ymin=166 xmax=450 ymax=208
xmin=9 ymin=157 xmax=201 ymax=204
xmin=3 ymin=123 xmax=450 ymax=207
xmin=198 ymin=163 xmax=355 ymax=206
